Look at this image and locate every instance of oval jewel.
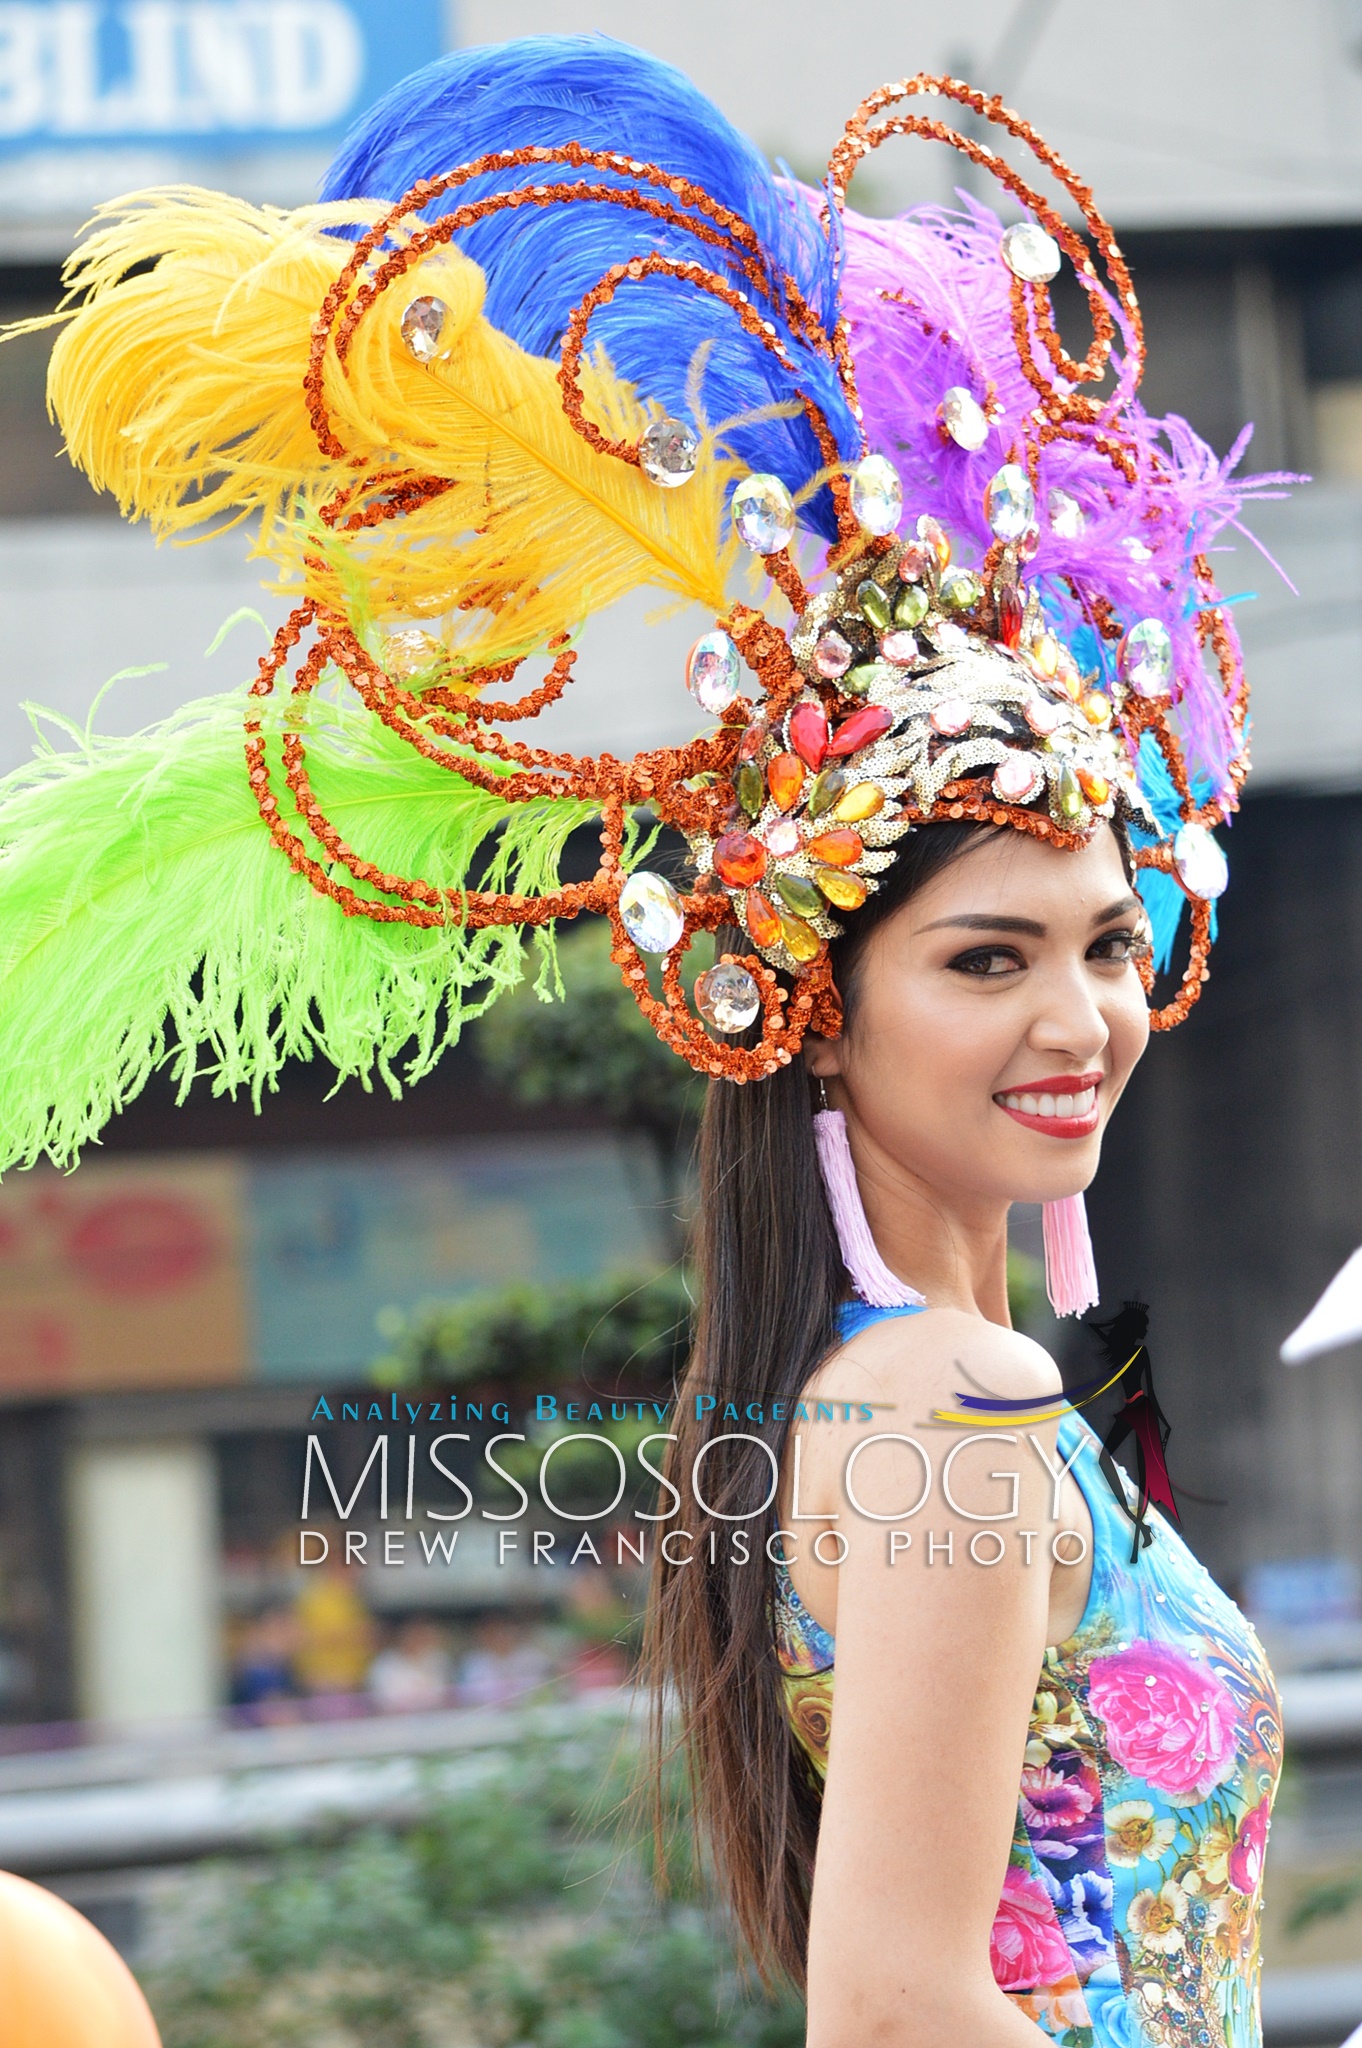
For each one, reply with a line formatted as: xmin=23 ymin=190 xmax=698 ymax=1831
xmin=1173 ymin=823 xmax=1229 ymax=900
xmin=916 ymin=515 xmax=952 ymax=569
xmin=842 ymin=661 xmax=891 ymax=699
xmin=813 ymin=628 xmax=853 ymax=679
xmin=1056 ymin=760 xmax=1085 ymax=820
xmin=1024 ymin=694 xmax=1063 ymax=737
xmin=880 ymin=630 xmax=918 ymax=665
xmin=735 ymin=762 xmax=764 ymax=817
xmin=814 ymin=866 xmax=869 ymax=911
xmin=773 ymin=872 xmax=824 ymax=921
xmin=940 ymin=566 xmax=983 ymax=613
xmin=856 ymin=579 xmax=893 ymax=631
xmin=1001 ymin=221 xmax=1062 ymax=282
xmin=640 ymin=416 xmax=699 ymax=487
xmin=780 ymin=913 xmax=821 ymax=964
xmin=745 ymin=888 xmax=783 ymax=948
xmin=930 ymin=696 xmax=972 ymax=737
xmin=400 ymin=296 xmax=448 ymax=362
xmin=985 ymin=464 xmax=1037 ymax=543
xmin=1120 ymin=618 xmax=1174 ymax=697
xmin=1082 ymin=690 xmax=1113 ymax=728
xmin=1048 ymin=487 xmax=1086 ymax=538
xmin=992 ymin=752 xmax=1044 ymax=804
xmin=849 ymin=454 xmax=903 ymax=537
xmin=1077 ymin=766 xmax=1110 ymax=806
xmin=789 ymin=702 xmax=830 ymax=770
xmin=619 ymin=871 xmax=684 ymax=952
xmin=732 ymin=472 xmax=796 ymax=554
xmin=807 ymin=764 xmax=848 ymax=818
xmin=807 ymin=827 xmax=864 ymax=867
xmin=686 ymin=630 xmax=741 ymax=713
xmin=761 ymin=817 xmax=801 ymax=857
xmin=894 ymin=583 xmax=929 ymax=628
xmin=737 ymin=720 xmax=767 ymax=762
xmin=834 ymin=781 xmax=885 ymax=823
xmin=938 ymin=385 xmax=989 ymax=451
xmin=695 ymin=962 xmax=761 ymax=1032
xmin=767 ymin=753 xmax=805 ymax=812
xmin=713 ymin=831 xmax=768 ymax=887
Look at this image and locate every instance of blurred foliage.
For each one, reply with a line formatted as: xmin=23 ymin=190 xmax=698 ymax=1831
xmin=372 ymin=1269 xmax=692 ymax=1392
xmin=141 ymin=1724 xmax=803 ymax=2048
xmin=1006 ymin=1247 xmax=1047 ymax=1336
xmin=1285 ymin=1859 xmax=1362 ymax=1934
xmin=476 ymin=920 xmax=704 ymax=1250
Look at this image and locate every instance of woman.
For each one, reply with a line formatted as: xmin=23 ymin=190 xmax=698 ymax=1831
xmin=2 ymin=35 xmax=1280 ymax=2048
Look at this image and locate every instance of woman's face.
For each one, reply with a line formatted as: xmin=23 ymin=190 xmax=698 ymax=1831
xmin=807 ymin=827 xmax=1151 ymax=1206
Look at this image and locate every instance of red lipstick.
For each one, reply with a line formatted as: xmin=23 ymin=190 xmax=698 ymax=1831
xmin=993 ymin=1071 xmax=1104 ymax=1141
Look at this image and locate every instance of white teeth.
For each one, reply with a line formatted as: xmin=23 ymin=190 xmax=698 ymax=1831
xmin=999 ymin=1084 xmax=1099 ymax=1118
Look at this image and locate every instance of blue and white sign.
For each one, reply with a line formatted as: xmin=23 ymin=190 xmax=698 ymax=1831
xmin=0 ymin=0 xmax=445 ymax=156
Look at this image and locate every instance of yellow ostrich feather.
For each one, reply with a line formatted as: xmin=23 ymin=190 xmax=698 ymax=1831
xmin=28 ymin=188 xmax=737 ymax=663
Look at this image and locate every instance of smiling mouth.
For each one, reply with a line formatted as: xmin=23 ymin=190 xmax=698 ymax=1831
xmin=994 ymin=1074 xmax=1103 ymax=1138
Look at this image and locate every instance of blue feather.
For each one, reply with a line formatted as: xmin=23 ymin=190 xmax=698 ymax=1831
xmin=1131 ymin=732 xmax=1221 ymax=971
xmin=321 ymin=37 xmax=859 ymax=538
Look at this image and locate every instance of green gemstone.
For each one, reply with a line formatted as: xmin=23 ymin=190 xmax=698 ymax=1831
xmin=736 ymin=762 xmax=764 ymax=817
xmin=893 ymin=582 xmax=929 ymax=628
xmin=939 ymin=567 xmax=983 ymax=613
xmin=1056 ymin=760 xmax=1084 ymax=820
xmin=856 ymin=578 xmax=893 ymax=631
xmin=773 ymin=872 xmax=824 ymax=920
xmin=842 ymin=661 xmax=890 ymax=699
xmin=807 ymin=764 xmax=848 ymax=819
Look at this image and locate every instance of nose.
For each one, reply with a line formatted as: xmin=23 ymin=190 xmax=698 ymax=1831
xmin=1025 ymin=954 xmax=1110 ymax=1069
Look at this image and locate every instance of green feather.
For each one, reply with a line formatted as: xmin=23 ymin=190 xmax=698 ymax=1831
xmin=0 ymin=685 xmax=604 ymax=1170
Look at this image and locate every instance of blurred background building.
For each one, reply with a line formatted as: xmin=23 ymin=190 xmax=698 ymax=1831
xmin=1 ymin=0 xmax=1361 ymax=1745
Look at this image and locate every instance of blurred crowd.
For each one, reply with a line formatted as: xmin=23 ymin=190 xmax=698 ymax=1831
xmin=224 ymin=1558 xmax=634 ymax=1720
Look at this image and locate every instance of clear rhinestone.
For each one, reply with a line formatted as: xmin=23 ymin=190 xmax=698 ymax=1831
xmin=938 ymin=386 xmax=990 ymax=451
xmin=619 ymin=871 xmax=685 ymax=953
xmin=384 ymin=628 xmax=444 ymax=679
xmin=686 ymin=630 xmax=741 ymax=713
xmin=696 ymin=962 xmax=761 ymax=1032
xmin=1120 ymin=617 xmax=1174 ymax=697
xmin=849 ymin=453 xmax=902 ymax=536
xmin=640 ymin=417 xmax=699 ymax=488
xmin=993 ymin=752 xmax=1044 ymax=803
xmin=880 ymin=629 xmax=918 ymax=665
xmin=732 ymin=473 xmax=796 ymax=554
xmin=813 ymin=628 xmax=853 ymax=679
xmin=1048 ymin=487 xmax=1086 ymax=538
xmin=985 ymin=463 xmax=1037 ymax=542
xmin=1173 ymin=823 xmax=1228 ymax=900
xmin=1001 ymin=222 xmax=1062 ymax=283
xmin=401 ymin=296 xmax=448 ymax=363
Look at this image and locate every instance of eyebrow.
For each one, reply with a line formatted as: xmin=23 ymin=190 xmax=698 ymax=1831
xmin=920 ymin=895 xmax=1141 ymax=939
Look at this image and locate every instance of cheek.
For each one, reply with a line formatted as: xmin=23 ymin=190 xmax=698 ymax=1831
xmin=1105 ymin=978 xmax=1151 ymax=1087
xmin=843 ymin=975 xmax=1016 ymax=1118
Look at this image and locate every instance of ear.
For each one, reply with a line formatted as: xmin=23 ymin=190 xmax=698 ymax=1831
xmin=803 ymin=1033 xmax=844 ymax=1082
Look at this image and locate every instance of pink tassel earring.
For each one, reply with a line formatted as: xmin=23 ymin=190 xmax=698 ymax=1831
xmin=813 ymin=1092 xmax=925 ymax=1309
xmin=1042 ymin=1194 xmax=1100 ymax=1317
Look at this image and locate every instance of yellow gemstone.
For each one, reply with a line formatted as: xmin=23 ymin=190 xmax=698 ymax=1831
xmin=814 ymin=866 xmax=869 ymax=910
xmin=834 ymin=781 xmax=885 ymax=823
xmin=1034 ymin=631 xmax=1060 ymax=678
xmin=780 ymin=913 xmax=821 ymax=963
xmin=1082 ymin=690 xmax=1113 ymax=727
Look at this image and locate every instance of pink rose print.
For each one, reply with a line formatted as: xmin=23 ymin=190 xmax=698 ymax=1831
xmin=1227 ymin=1799 xmax=1270 ymax=1895
xmin=1020 ymin=1764 xmax=1096 ymax=1833
xmin=990 ymin=1865 xmax=1075 ymax=1992
xmin=1088 ymin=1641 xmax=1238 ymax=1802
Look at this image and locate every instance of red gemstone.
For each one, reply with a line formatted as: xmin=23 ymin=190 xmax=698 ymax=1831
xmin=737 ymin=721 xmax=767 ymax=763
xmin=789 ymin=703 xmax=829 ymax=770
xmin=745 ymin=888 xmax=783 ymax=948
xmin=767 ymin=752 xmax=805 ymax=812
xmin=827 ymin=705 xmax=893 ymax=758
xmin=713 ymin=831 xmax=768 ymax=888
xmin=998 ymin=585 xmax=1024 ymax=650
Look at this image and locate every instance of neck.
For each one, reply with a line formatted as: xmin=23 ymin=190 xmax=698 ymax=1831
xmin=843 ymin=1114 xmax=1013 ymax=1325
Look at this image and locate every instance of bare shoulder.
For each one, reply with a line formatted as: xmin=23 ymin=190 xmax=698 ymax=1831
xmin=814 ymin=1305 xmax=1063 ymax=1414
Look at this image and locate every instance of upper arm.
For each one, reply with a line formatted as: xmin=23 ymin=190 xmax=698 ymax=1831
xmin=796 ymin=1314 xmax=1069 ymax=2044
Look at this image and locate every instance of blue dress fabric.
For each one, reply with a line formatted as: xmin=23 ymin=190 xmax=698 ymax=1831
xmin=775 ymin=1301 xmax=1281 ymax=2048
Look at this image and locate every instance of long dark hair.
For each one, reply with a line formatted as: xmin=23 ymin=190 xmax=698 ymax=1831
xmin=643 ymin=820 xmax=992 ymax=1986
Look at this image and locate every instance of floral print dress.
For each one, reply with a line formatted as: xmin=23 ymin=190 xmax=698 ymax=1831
xmin=775 ymin=1307 xmax=1281 ymax=2048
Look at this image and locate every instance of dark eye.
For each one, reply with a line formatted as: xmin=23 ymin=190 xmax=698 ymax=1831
xmin=1089 ymin=928 xmax=1152 ymax=964
xmin=947 ymin=945 xmax=1026 ymax=977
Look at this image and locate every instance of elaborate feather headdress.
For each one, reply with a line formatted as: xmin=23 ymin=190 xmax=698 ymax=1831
xmin=0 ymin=37 xmax=1286 ymax=1170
